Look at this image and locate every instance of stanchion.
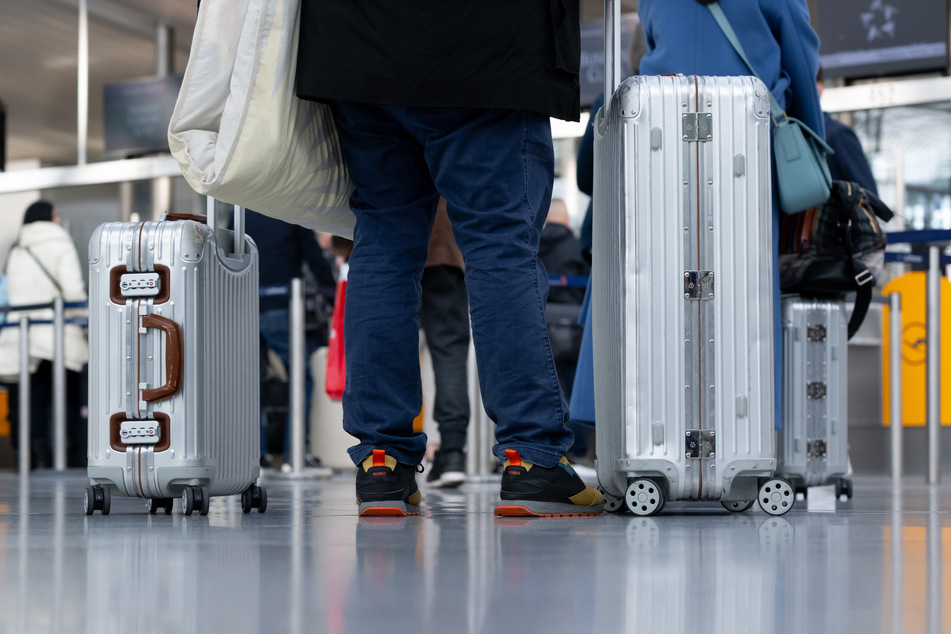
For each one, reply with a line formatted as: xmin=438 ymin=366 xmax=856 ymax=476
xmin=889 ymin=292 xmax=903 ymax=481
xmin=53 ymin=296 xmax=66 ymax=471
xmin=289 ymin=278 xmax=306 ymax=473
xmin=926 ymin=246 xmax=941 ymax=484
xmin=18 ymin=316 xmax=30 ymax=478
xmin=275 ymin=278 xmax=330 ymax=479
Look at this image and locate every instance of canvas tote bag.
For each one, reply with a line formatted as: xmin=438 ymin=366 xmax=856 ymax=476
xmin=168 ymin=0 xmax=355 ymax=237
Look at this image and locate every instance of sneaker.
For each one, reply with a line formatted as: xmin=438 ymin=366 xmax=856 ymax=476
xmin=495 ymin=450 xmax=603 ymax=517
xmin=355 ymin=449 xmax=422 ymax=517
xmin=426 ymin=449 xmax=467 ymax=488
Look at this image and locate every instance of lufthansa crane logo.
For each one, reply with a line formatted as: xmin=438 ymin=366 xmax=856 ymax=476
xmin=903 ymin=322 xmax=927 ymax=366
xmin=861 ymin=0 xmax=898 ymax=42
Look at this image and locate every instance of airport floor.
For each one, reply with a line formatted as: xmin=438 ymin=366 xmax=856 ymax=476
xmin=0 ymin=469 xmax=948 ymax=634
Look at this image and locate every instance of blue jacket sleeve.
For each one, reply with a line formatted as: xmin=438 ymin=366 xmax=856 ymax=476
xmin=576 ymin=93 xmax=603 ymax=197
xmin=824 ymin=113 xmax=878 ymax=196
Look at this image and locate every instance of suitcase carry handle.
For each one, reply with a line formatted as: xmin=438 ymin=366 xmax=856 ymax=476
xmin=141 ymin=314 xmax=184 ymax=403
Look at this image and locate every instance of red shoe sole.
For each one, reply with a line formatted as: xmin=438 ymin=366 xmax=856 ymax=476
xmin=494 ymin=505 xmax=603 ymax=518
xmin=358 ymin=506 xmax=419 ymax=517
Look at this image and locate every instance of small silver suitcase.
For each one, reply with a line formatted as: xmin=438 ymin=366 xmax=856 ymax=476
xmin=777 ymin=297 xmax=851 ymax=499
xmin=592 ymin=37 xmax=793 ymax=514
xmin=84 ymin=203 xmax=266 ymax=516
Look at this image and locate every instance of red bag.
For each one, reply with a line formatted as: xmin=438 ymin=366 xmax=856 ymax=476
xmin=325 ymin=267 xmax=347 ymax=400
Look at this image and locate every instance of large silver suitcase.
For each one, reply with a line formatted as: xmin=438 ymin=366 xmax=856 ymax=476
xmin=592 ymin=70 xmax=794 ymax=516
xmin=84 ymin=204 xmax=267 ymax=516
xmin=777 ymin=297 xmax=852 ymax=498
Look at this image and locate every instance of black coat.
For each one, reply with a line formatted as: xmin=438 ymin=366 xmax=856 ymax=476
xmin=296 ymin=0 xmax=581 ymax=122
xmin=539 ymin=223 xmax=589 ymax=305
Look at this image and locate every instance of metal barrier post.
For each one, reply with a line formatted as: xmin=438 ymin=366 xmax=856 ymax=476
xmin=927 ymin=245 xmax=942 ymax=484
xmin=889 ymin=292 xmax=903 ymax=481
xmin=53 ymin=297 xmax=66 ymax=471
xmin=288 ymin=278 xmax=306 ymax=473
xmin=18 ymin=316 xmax=30 ymax=478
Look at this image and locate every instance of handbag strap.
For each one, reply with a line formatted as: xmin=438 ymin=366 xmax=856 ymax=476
xmin=706 ymin=2 xmax=784 ymax=120
xmin=23 ymin=246 xmax=64 ymax=296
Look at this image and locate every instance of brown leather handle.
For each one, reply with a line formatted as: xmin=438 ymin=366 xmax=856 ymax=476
xmin=164 ymin=212 xmax=208 ymax=224
xmin=141 ymin=314 xmax=184 ymax=403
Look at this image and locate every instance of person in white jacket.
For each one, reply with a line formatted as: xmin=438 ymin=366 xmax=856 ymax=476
xmin=0 ymin=201 xmax=88 ymax=468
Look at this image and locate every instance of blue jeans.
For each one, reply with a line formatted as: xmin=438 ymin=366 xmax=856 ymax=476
xmin=330 ymin=102 xmax=573 ymax=468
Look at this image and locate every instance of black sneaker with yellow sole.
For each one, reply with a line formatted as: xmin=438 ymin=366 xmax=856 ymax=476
xmin=495 ymin=450 xmax=603 ymax=517
xmin=356 ymin=449 xmax=423 ymax=517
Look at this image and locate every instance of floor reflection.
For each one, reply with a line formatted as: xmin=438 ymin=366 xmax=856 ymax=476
xmin=0 ymin=473 xmax=948 ymax=634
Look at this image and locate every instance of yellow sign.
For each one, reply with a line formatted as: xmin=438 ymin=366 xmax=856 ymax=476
xmin=882 ymin=272 xmax=951 ymax=426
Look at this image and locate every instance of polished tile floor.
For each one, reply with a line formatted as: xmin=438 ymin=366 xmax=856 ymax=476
xmin=0 ymin=470 xmax=948 ymax=634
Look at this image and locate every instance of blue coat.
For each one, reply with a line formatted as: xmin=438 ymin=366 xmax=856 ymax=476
xmin=638 ymin=0 xmax=824 ymax=139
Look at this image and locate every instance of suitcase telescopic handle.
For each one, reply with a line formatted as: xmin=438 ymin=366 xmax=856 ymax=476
xmin=604 ymin=0 xmax=622 ymax=101
xmin=206 ymin=197 xmax=246 ymax=258
xmin=141 ymin=314 xmax=184 ymax=403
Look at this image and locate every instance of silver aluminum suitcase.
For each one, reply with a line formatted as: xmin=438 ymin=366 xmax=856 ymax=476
xmin=592 ymin=67 xmax=794 ymax=515
xmin=777 ymin=297 xmax=851 ymax=498
xmin=84 ymin=204 xmax=267 ymax=516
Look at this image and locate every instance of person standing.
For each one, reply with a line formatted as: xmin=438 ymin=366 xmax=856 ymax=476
xmin=244 ymin=210 xmax=336 ymax=467
xmin=0 ymin=201 xmax=88 ymax=468
xmin=296 ymin=0 xmax=603 ymax=517
xmin=420 ymin=199 xmax=471 ymax=488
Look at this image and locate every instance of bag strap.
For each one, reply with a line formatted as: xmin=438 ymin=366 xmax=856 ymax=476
xmin=23 ymin=246 xmax=64 ymax=296
xmin=835 ymin=183 xmax=875 ymax=338
xmin=707 ymin=1 xmax=834 ymax=155
xmin=706 ymin=3 xmax=784 ymax=118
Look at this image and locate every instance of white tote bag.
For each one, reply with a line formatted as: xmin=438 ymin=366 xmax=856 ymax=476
xmin=168 ymin=0 xmax=355 ymax=238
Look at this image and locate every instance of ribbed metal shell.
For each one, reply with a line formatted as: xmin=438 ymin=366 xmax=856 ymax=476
xmin=593 ymin=75 xmax=776 ymax=501
xmin=777 ymin=298 xmax=850 ymax=487
xmin=87 ymin=219 xmax=260 ymax=499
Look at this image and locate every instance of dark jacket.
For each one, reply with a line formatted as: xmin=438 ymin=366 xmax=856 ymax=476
xmin=824 ymin=112 xmax=878 ymax=196
xmin=296 ymin=0 xmax=582 ymax=122
xmin=243 ymin=211 xmax=336 ymax=312
xmin=539 ymin=223 xmax=589 ymax=305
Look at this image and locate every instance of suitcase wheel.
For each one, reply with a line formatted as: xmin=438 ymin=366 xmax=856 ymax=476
xmin=757 ymin=479 xmax=795 ymax=516
xmin=721 ymin=500 xmax=754 ymax=513
xmin=625 ymin=479 xmax=665 ymax=516
xmin=598 ymin=487 xmax=624 ymax=513
xmin=182 ymin=486 xmax=211 ymax=517
xmin=83 ymin=486 xmax=111 ymax=516
xmin=241 ymin=485 xmax=268 ymax=514
xmin=147 ymin=498 xmax=174 ymax=515
xmin=835 ymin=477 xmax=853 ymax=500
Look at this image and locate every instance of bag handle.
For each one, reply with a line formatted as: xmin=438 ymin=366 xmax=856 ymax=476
xmin=141 ymin=313 xmax=184 ymax=403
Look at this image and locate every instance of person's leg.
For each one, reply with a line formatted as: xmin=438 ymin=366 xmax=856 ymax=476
xmin=29 ymin=360 xmax=53 ymax=468
xmin=413 ymin=108 xmax=574 ymax=468
xmin=406 ymin=107 xmax=600 ymax=516
xmin=66 ymin=368 xmax=86 ymax=468
xmin=330 ymin=101 xmax=441 ymax=516
xmin=419 ymin=265 xmax=470 ymax=451
xmin=419 ymin=264 xmax=471 ymax=486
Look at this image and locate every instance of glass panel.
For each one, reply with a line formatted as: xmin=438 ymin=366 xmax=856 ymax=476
xmin=847 ymin=105 xmax=951 ymax=231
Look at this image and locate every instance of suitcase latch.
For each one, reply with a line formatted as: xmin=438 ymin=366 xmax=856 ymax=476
xmin=807 ymin=382 xmax=827 ymax=400
xmin=684 ymin=271 xmax=714 ymax=300
xmin=807 ymin=439 xmax=827 ymax=458
xmin=682 ymin=112 xmax=713 ymax=142
xmin=120 ymin=272 xmax=161 ymax=297
xmin=685 ymin=430 xmax=716 ymax=459
xmin=807 ymin=324 xmax=827 ymax=342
